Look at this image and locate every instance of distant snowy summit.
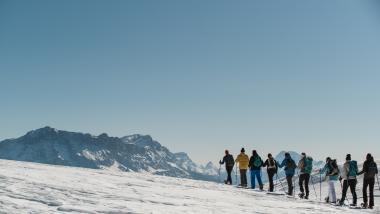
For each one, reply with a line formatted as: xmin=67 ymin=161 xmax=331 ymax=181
xmin=0 ymin=126 xmax=219 ymax=182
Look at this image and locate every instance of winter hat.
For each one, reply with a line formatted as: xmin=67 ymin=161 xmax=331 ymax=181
xmin=225 ymin=150 xmax=229 ymax=155
xmin=252 ymin=150 xmax=257 ymax=155
xmin=285 ymin=152 xmax=290 ymax=157
xmin=268 ymin=153 xmax=272 ymax=158
xmin=346 ymin=154 xmax=351 ymax=161
xmin=366 ymin=153 xmax=372 ymax=161
xmin=301 ymin=152 xmax=306 ymax=156
xmin=241 ymin=148 xmax=245 ymax=153
xmin=326 ymin=157 xmax=331 ymax=162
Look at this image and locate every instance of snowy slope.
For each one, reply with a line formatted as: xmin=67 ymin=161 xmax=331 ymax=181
xmin=0 ymin=159 xmax=378 ymax=214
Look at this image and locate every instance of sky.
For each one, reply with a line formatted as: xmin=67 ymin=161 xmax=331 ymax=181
xmin=1 ymin=0 xmax=380 ymax=164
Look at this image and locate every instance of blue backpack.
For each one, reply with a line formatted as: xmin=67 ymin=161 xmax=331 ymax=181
xmin=348 ymin=160 xmax=358 ymax=177
xmin=253 ymin=156 xmax=262 ymax=167
xmin=304 ymin=157 xmax=313 ymax=174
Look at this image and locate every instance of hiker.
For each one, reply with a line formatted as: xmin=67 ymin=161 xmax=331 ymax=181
xmin=297 ymin=152 xmax=313 ymax=199
xmin=248 ymin=150 xmax=264 ymax=190
xmin=339 ymin=154 xmax=358 ymax=206
xmin=358 ymin=153 xmax=378 ymax=209
xmin=263 ymin=153 xmax=278 ymax=192
xmin=219 ymin=150 xmax=235 ymax=185
xmin=320 ymin=157 xmax=339 ymax=204
xmin=278 ymin=152 xmax=297 ymax=195
xmin=235 ymin=148 xmax=249 ymax=187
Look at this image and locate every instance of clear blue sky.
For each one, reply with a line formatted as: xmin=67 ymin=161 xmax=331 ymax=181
xmin=1 ymin=0 xmax=380 ymax=164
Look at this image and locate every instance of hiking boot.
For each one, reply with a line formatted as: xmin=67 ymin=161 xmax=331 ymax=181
xmin=259 ymin=184 xmax=264 ymax=191
xmin=304 ymin=195 xmax=309 ymax=200
xmin=298 ymin=193 xmax=305 ymax=199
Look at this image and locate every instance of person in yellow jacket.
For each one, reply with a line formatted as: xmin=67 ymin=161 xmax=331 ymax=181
xmin=235 ymin=148 xmax=249 ymax=187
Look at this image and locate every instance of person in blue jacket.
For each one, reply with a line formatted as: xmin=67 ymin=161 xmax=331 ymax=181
xmin=278 ymin=152 xmax=297 ymax=196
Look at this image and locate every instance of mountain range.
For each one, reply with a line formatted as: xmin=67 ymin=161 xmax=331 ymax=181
xmin=0 ymin=127 xmax=219 ymax=182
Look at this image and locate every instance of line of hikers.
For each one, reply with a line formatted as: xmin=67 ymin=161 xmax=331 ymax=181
xmin=219 ymin=148 xmax=379 ymax=209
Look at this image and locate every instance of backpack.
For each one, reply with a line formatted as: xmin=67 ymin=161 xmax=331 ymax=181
xmin=348 ymin=160 xmax=358 ymax=177
xmin=226 ymin=155 xmax=235 ymax=167
xmin=268 ymin=159 xmax=276 ymax=169
xmin=367 ymin=161 xmax=378 ymax=178
xmin=330 ymin=159 xmax=339 ymax=175
xmin=253 ymin=156 xmax=262 ymax=167
xmin=287 ymin=159 xmax=296 ymax=169
xmin=304 ymin=157 xmax=313 ymax=174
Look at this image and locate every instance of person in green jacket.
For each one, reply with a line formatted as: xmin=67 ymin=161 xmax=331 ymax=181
xmin=320 ymin=157 xmax=339 ymax=204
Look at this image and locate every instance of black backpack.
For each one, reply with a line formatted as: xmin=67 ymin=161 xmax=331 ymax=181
xmin=287 ymin=159 xmax=296 ymax=169
xmin=226 ymin=155 xmax=235 ymax=167
xmin=367 ymin=161 xmax=378 ymax=178
xmin=329 ymin=159 xmax=339 ymax=176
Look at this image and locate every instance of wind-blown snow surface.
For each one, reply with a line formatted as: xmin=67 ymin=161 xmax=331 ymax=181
xmin=0 ymin=160 xmax=378 ymax=214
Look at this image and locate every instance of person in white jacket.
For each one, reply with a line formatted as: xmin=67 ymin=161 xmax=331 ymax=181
xmin=339 ymin=154 xmax=358 ymax=206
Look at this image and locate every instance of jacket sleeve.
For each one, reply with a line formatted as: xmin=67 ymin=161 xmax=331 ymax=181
xmin=358 ymin=161 xmax=368 ymax=175
xmin=278 ymin=159 xmax=285 ymax=168
xmin=235 ymin=155 xmax=242 ymax=164
xmin=219 ymin=156 xmax=225 ymax=165
xmin=320 ymin=164 xmax=328 ymax=174
xmin=263 ymin=159 xmax=268 ymax=167
xmin=248 ymin=157 xmax=253 ymax=168
xmin=275 ymin=160 xmax=279 ymax=172
xmin=344 ymin=163 xmax=350 ymax=177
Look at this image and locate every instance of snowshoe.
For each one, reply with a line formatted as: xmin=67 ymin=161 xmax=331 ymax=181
xmin=361 ymin=203 xmax=367 ymax=209
xmin=298 ymin=193 xmax=305 ymax=199
xmin=337 ymin=199 xmax=345 ymax=206
xmin=304 ymin=195 xmax=309 ymax=200
xmin=324 ymin=196 xmax=329 ymax=203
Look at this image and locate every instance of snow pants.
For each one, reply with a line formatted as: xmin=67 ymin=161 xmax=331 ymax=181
xmin=250 ymin=169 xmax=263 ymax=189
xmin=363 ymin=178 xmax=375 ymax=207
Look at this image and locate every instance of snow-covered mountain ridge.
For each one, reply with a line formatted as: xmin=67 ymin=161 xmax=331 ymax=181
xmin=0 ymin=126 xmax=218 ymax=182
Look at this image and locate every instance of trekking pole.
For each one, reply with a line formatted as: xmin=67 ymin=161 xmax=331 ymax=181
xmin=274 ymin=173 xmax=278 ymax=192
xmin=294 ymin=170 xmax=300 ymax=197
xmin=218 ymin=163 xmax=222 ymax=183
xmin=319 ymin=170 xmax=322 ymax=201
xmin=276 ymin=173 xmax=286 ymax=194
xmin=310 ymin=174 xmax=318 ymax=200
xmin=235 ymin=163 xmax=239 ymax=186
xmin=377 ymin=174 xmax=380 ymax=191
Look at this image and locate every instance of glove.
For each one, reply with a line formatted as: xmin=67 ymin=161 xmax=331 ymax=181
xmin=339 ymin=176 xmax=342 ymax=181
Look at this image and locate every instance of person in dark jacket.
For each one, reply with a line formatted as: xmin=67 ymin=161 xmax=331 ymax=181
xmin=358 ymin=153 xmax=378 ymax=209
xmin=263 ymin=153 xmax=278 ymax=192
xmin=278 ymin=152 xmax=297 ymax=195
xmin=219 ymin=150 xmax=235 ymax=185
xmin=248 ymin=150 xmax=264 ymax=190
